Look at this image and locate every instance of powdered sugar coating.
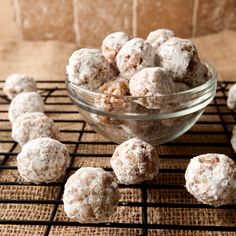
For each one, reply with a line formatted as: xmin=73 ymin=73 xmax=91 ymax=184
xmin=12 ymin=112 xmax=60 ymax=147
xmin=129 ymin=67 xmax=175 ymax=108
xmin=185 ymin=153 xmax=236 ymax=207
xmin=17 ymin=138 xmax=70 ymax=184
xmin=8 ymin=92 xmax=44 ymax=123
xmin=3 ymin=73 xmax=37 ymax=100
xmin=146 ymin=29 xmax=174 ymax=50
xmin=158 ymin=37 xmax=200 ymax=85
xmin=66 ymin=48 xmax=111 ymax=90
xmin=230 ymin=125 xmax=236 ymax=153
xmin=110 ymin=138 xmax=159 ymax=184
xmin=92 ymin=77 xmax=130 ymax=125
xmin=116 ymin=38 xmax=156 ymax=79
xmin=63 ymin=167 xmax=119 ymax=223
xmin=227 ymin=83 xmax=236 ymax=110
xmin=97 ymin=76 xmax=130 ymax=112
xmin=102 ymin=32 xmax=131 ymax=64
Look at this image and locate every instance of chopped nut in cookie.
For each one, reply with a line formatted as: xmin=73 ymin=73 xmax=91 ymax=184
xmin=116 ymin=38 xmax=156 ymax=79
xmin=110 ymin=138 xmax=159 ymax=184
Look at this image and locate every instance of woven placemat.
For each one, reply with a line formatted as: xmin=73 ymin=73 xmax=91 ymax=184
xmin=0 ymin=80 xmax=235 ymax=236
xmin=0 ymin=30 xmax=236 ymax=235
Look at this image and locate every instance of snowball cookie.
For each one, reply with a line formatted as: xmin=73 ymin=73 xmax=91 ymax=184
xmin=63 ymin=167 xmax=119 ymax=223
xmin=102 ymin=32 xmax=131 ymax=64
xmin=12 ymin=112 xmax=60 ymax=147
xmin=230 ymin=125 xmax=236 ymax=153
xmin=158 ymin=37 xmax=201 ymax=85
xmin=146 ymin=29 xmax=174 ymax=50
xmin=66 ymin=48 xmax=112 ymax=90
xmin=3 ymin=73 xmax=37 ymax=100
xmin=227 ymin=83 xmax=236 ymax=110
xmin=17 ymin=138 xmax=70 ymax=184
xmin=97 ymin=76 xmax=130 ymax=112
xmin=129 ymin=67 xmax=175 ymax=108
xmin=185 ymin=154 xmax=236 ymax=207
xmin=116 ymin=38 xmax=156 ymax=79
xmin=8 ymin=92 xmax=44 ymax=123
xmin=111 ymin=138 xmax=159 ymax=184
xmin=91 ymin=76 xmax=130 ymax=126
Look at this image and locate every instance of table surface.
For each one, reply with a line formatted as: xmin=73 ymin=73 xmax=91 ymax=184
xmin=0 ymin=30 xmax=235 ymax=236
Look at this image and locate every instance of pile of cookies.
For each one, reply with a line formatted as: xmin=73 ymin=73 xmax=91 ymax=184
xmin=67 ymin=29 xmax=208 ymax=94
xmin=66 ymin=29 xmax=210 ymax=139
xmin=4 ymin=74 xmax=69 ymax=184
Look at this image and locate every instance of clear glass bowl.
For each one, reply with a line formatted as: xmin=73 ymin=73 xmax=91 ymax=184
xmin=66 ymin=60 xmax=217 ymax=145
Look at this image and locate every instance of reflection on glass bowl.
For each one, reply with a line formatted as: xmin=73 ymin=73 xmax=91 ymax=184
xmin=66 ymin=60 xmax=217 ymax=145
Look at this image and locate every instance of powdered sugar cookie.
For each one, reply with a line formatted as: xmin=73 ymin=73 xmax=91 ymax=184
xmin=116 ymin=38 xmax=156 ymax=79
xmin=66 ymin=48 xmax=111 ymax=90
xmin=17 ymin=138 xmax=69 ymax=184
xmin=111 ymin=138 xmax=159 ymax=184
xmin=8 ymin=92 xmax=44 ymax=123
xmin=3 ymin=73 xmax=37 ymax=100
xmin=12 ymin=112 xmax=60 ymax=147
xmin=185 ymin=153 xmax=236 ymax=207
xmin=63 ymin=167 xmax=119 ymax=223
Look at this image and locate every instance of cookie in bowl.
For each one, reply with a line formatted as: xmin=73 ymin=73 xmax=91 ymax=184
xmin=66 ymin=48 xmax=112 ymax=90
xmin=92 ymin=76 xmax=130 ymax=126
xmin=116 ymin=38 xmax=156 ymax=79
xmin=158 ymin=37 xmax=208 ymax=87
xmin=102 ymin=32 xmax=131 ymax=66
xmin=146 ymin=28 xmax=174 ymax=51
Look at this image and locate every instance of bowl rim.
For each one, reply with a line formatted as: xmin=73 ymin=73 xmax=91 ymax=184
xmin=66 ymin=59 xmax=217 ymax=120
xmin=66 ymin=59 xmax=217 ymax=100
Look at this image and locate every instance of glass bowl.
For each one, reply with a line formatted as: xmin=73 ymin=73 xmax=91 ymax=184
xmin=66 ymin=60 xmax=217 ymax=145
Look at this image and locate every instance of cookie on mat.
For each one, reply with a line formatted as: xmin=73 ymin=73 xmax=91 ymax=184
xmin=63 ymin=167 xmax=119 ymax=223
